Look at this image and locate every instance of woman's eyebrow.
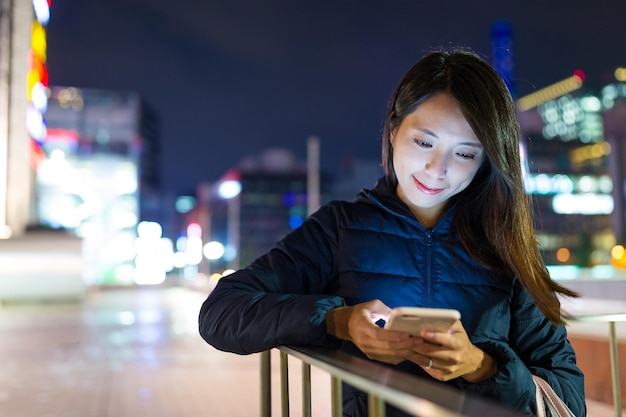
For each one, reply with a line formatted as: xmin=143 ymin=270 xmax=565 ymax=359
xmin=459 ymin=142 xmax=483 ymax=148
xmin=415 ymin=128 xmax=437 ymax=137
xmin=415 ymin=128 xmax=483 ymax=148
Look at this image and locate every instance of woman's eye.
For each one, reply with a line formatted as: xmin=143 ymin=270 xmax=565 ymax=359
xmin=413 ymin=138 xmax=431 ymax=148
xmin=457 ymin=152 xmax=476 ymax=160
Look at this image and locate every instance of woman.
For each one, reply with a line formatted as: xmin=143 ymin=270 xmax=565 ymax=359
xmin=198 ymin=48 xmax=585 ymax=416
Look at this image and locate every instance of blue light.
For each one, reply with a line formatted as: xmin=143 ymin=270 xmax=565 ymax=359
xmin=289 ymin=215 xmax=303 ymax=229
xmin=283 ymin=192 xmax=297 ymax=206
xmin=175 ymin=196 xmax=196 ymax=213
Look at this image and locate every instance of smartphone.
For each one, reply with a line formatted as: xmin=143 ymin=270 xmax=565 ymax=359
xmin=384 ymin=307 xmax=461 ymax=335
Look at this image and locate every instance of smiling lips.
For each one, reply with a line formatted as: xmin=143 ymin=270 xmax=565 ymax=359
xmin=413 ymin=177 xmax=444 ymax=195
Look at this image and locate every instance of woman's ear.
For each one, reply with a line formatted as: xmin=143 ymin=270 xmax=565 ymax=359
xmin=389 ymin=128 xmax=398 ymax=146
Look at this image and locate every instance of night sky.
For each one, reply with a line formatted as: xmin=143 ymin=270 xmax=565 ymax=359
xmin=45 ymin=0 xmax=626 ymax=196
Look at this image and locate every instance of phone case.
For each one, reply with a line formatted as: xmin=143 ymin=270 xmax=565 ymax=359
xmin=384 ymin=307 xmax=461 ymax=335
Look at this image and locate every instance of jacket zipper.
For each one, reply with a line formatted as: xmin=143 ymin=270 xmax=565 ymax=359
xmin=366 ymin=192 xmax=435 ymax=306
xmin=425 ymin=230 xmax=434 ymax=306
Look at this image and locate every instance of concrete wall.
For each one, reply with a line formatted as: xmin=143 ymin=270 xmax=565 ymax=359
xmin=0 ymin=230 xmax=86 ymax=302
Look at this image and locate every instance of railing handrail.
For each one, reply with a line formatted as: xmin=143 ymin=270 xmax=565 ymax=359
xmin=260 ymin=345 xmax=524 ymax=417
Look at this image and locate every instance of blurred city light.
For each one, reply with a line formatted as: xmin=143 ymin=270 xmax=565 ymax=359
xmin=552 ymin=193 xmax=613 ymax=215
xmin=556 ymin=248 xmax=571 ymax=263
xmin=523 ymin=173 xmax=615 ymax=195
xmin=172 ymin=252 xmax=187 ymax=269
xmin=203 ymin=241 xmax=225 ymax=260
xmin=289 ymin=215 xmax=304 ymax=229
xmin=117 ymin=311 xmax=136 ymax=326
xmin=108 ymin=231 xmax=136 ymax=263
xmin=32 ymin=0 xmax=50 ymax=25
xmin=138 ymin=221 xmax=162 ymax=239
xmin=114 ymin=264 xmax=135 ymax=284
xmin=517 ymin=71 xmax=585 ymax=112
xmin=30 ymin=82 xmax=48 ymax=112
xmin=218 ymin=180 xmax=242 ymax=199
xmin=184 ymin=236 xmax=203 ymax=266
xmin=614 ymin=67 xmax=626 ymax=82
xmin=133 ymin=221 xmax=174 ymax=285
xmin=175 ymin=236 xmax=187 ymax=252
xmin=611 ymin=245 xmax=626 ymax=269
xmin=570 ymin=142 xmax=611 ymax=164
xmin=222 ymin=244 xmax=237 ymax=262
xmin=187 ymin=222 xmax=202 ymax=237
xmin=113 ymin=169 xmax=138 ymax=195
xmin=572 ymin=69 xmax=585 ymax=83
xmin=110 ymin=208 xmax=138 ymax=229
xmin=537 ymin=94 xmax=604 ymax=142
xmin=175 ymin=196 xmax=196 ymax=213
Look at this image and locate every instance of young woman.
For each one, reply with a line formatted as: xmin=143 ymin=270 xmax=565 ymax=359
xmin=199 ymin=48 xmax=585 ymax=417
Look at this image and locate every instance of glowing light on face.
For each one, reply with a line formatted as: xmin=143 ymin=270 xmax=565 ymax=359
xmin=391 ymin=94 xmax=483 ymax=227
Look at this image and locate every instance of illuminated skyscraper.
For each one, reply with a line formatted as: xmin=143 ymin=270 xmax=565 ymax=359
xmin=39 ymin=86 xmax=160 ymax=284
xmin=517 ymin=73 xmax=618 ymax=268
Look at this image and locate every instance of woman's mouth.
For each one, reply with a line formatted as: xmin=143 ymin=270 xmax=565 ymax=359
xmin=413 ymin=177 xmax=444 ymax=195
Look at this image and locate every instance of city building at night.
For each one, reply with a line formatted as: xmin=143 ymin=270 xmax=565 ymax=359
xmin=517 ymin=71 xmax=626 ymax=272
xmin=39 ymin=86 xmax=162 ymax=285
xmin=176 ymin=148 xmax=333 ymax=283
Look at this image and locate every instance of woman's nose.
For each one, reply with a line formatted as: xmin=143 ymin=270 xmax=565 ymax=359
xmin=425 ymin=154 xmax=447 ymax=178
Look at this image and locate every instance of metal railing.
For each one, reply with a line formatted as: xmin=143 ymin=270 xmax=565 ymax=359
xmin=560 ymin=295 xmax=626 ymax=417
xmin=570 ymin=312 xmax=626 ymax=417
xmin=259 ymin=346 xmax=523 ymax=417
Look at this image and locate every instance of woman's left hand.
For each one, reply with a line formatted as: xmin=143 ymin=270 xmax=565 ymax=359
xmin=407 ymin=321 xmax=496 ymax=382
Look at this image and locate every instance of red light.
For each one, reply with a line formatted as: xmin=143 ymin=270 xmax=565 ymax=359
xmin=30 ymin=139 xmax=46 ymax=170
xmin=29 ymin=51 xmax=48 ymax=86
xmin=46 ymin=128 xmax=79 ymax=143
xmin=187 ymin=222 xmax=202 ymax=237
xmin=573 ymin=69 xmax=585 ymax=83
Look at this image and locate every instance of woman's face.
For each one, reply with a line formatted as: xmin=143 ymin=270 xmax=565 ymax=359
xmin=391 ymin=93 xmax=484 ymax=228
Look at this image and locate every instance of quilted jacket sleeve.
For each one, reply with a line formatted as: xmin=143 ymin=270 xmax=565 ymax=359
xmin=455 ymin=280 xmax=586 ymax=417
xmin=198 ymin=204 xmax=346 ymax=355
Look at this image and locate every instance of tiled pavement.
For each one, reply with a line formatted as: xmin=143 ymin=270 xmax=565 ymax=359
xmin=0 ymin=286 xmax=622 ymax=417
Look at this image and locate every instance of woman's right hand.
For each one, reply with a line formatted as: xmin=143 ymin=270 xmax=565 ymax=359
xmin=325 ymin=299 xmax=417 ymax=364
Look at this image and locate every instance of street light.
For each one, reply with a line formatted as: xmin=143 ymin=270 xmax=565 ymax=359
xmin=218 ymin=180 xmax=241 ymax=199
xmin=203 ymin=241 xmax=225 ymax=260
xmin=217 ymin=179 xmax=241 ymax=270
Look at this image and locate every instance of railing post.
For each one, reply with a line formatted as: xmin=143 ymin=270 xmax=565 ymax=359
xmin=368 ymin=394 xmax=385 ymax=417
xmin=280 ymin=350 xmax=290 ymax=417
xmin=302 ymin=362 xmax=312 ymax=417
xmin=608 ymin=321 xmax=622 ymax=417
xmin=260 ymin=350 xmax=271 ymax=417
xmin=331 ymin=376 xmax=342 ymax=417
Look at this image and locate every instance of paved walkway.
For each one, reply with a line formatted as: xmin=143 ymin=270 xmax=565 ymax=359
xmin=0 ymin=286 xmax=621 ymax=417
xmin=0 ymin=286 xmax=332 ymax=417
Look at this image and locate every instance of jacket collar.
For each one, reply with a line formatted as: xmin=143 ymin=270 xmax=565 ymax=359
xmin=357 ymin=177 xmax=455 ymax=232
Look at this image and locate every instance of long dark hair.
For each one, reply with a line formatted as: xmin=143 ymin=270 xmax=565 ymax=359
xmin=381 ymin=48 xmax=577 ymax=324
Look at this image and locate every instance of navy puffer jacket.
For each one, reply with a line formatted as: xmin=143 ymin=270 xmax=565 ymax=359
xmin=199 ymin=178 xmax=585 ymax=417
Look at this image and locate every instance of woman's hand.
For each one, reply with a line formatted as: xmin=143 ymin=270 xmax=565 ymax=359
xmin=326 ymin=301 xmax=496 ymax=380
xmin=325 ymin=299 xmax=416 ymax=364
xmin=408 ymin=320 xmax=497 ymax=382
